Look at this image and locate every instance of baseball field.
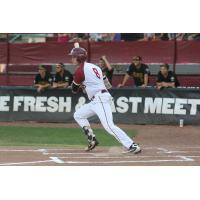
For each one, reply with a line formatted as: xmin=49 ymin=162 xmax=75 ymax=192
xmin=0 ymin=122 xmax=200 ymax=166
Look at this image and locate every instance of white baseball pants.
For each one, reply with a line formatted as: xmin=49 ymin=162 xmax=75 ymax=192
xmin=73 ymin=92 xmax=134 ymax=149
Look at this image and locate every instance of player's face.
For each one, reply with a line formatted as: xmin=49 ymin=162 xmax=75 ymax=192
xmin=71 ymin=57 xmax=78 ymax=65
xmin=160 ymin=67 xmax=168 ymax=75
xmin=99 ymin=60 xmax=105 ymax=68
xmin=55 ymin=65 xmax=62 ymax=73
xmin=133 ymin=58 xmax=141 ymax=66
xmin=39 ymin=68 xmax=45 ymax=76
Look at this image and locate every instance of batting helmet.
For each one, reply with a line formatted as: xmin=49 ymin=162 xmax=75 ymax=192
xmin=69 ymin=47 xmax=87 ymax=63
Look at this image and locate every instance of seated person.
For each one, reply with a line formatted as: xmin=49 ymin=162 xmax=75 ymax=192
xmin=156 ymin=63 xmax=180 ymax=89
xmin=34 ymin=65 xmax=53 ymax=93
xmin=99 ymin=56 xmax=114 ymax=84
xmin=52 ymin=63 xmax=73 ymax=88
xmin=118 ymin=56 xmax=150 ymax=88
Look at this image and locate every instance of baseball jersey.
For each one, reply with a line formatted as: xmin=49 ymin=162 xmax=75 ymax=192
xmin=53 ymin=70 xmax=73 ymax=85
xmin=156 ymin=71 xmax=180 ymax=87
xmin=126 ymin=63 xmax=150 ymax=86
xmin=73 ymin=62 xmax=107 ymax=99
xmin=34 ymin=72 xmax=53 ymax=85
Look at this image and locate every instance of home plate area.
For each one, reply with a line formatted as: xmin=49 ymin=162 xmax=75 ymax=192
xmin=0 ymin=146 xmax=200 ymax=166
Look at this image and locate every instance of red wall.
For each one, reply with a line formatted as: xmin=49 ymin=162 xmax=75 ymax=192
xmin=0 ymin=41 xmax=200 ymax=64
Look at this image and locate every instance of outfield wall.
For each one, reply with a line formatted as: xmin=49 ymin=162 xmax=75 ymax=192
xmin=1 ymin=41 xmax=200 ymax=64
xmin=0 ymin=87 xmax=200 ymax=125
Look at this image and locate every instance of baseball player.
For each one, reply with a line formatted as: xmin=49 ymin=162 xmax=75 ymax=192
xmin=118 ymin=56 xmax=150 ymax=88
xmin=34 ymin=65 xmax=53 ymax=93
xmin=99 ymin=56 xmax=114 ymax=84
xmin=69 ymin=43 xmax=141 ymax=153
xmin=52 ymin=63 xmax=73 ymax=89
xmin=156 ymin=63 xmax=180 ymax=90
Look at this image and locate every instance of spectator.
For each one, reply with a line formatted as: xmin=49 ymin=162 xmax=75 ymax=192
xmin=34 ymin=65 xmax=53 ymax=93
xmin=143 ymin=33 xmax=156 ymax=41
xmin=118 ymin=56 xmax=150 ymax=88
xmin=187 ymin=33 xmax=200 ymax=40
xmin=156 ymin=63 xmax=180 ymax=90
xmin=113 ymin=33 xmax=121 ymax=41
xmin=101 ymin=33 xmax=114 ymax=41
xmin=89 ymin=33 xmax=103 ymax=41
xmin=77 ymin=33 xmax=89 ymax=41
xmin=52 ymin=63 xmax=73 ymax=89
xmin=57 ymin=33 xmax=70 ymax=43
xmin=176 ymin=33 xmax=186 ymax=40
xmin=168 ymin=33 xmax=176 ymax=40
xmin=0 ymin=34 xmax=7 ymax=42
xmin=0 ymin=64 xmax=6 ymax=73
xmin=99 ymin=56 xmax=114 ymax=84
xmin=156 ymin=33 xmax=169 ymax=40
xmin=121 ymin=33 xmax=143 ymax=41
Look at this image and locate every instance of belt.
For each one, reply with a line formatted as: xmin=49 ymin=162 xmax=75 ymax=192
xmin=91 ymin=89 xmax=107 ymax=101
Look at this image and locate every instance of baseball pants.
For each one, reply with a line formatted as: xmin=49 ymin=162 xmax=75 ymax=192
xmin=73 ymin=92 xmax=134 ymax=149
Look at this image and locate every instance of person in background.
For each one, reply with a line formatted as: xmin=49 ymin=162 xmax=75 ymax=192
xmin=143 ymin=33 xmax=156 ymax=41
xmin=34 ymin=65 xmax=53 ymax=93
xmin=99 ymin=56 xmax=114 ymax=84
xmin=175 ymin=33 xmax=187 ymax=40
xmin=156 ymin=63 xmax=180 ymax=90
xmin=118 ymin=56 xmax=150 ymax=88
xmin=156 ymin=33 xmax=169 ymax=40
xmin=113 ymin=33 xmax=121 ymax=41
xmin=0 ymin=64 xmax=6 ymax=73
xmin=121 ymin=33 xmax=143 ymax=41
xmin=57 ymin=33 xmax=70 ymax=43
xmin=187 ymin=33 xmax=200 ymax=40
xmin=168 ymin=33 xmax=176 ymax=40
xmin=52 ymin=63 xmax=73 ymax=88
xmin=89 ymin=33 xmax=103 ymax=41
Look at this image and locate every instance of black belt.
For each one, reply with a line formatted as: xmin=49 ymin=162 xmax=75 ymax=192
xmin=91 ymin=89 xmax=107 ymax=101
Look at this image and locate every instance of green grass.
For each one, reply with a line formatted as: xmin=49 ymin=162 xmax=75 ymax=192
xmin=0 ymin=126 xmax=137 ymax=147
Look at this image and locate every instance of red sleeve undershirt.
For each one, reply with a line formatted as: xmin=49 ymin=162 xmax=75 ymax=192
xmin=73 ymin=64 xmax=85 ymax=85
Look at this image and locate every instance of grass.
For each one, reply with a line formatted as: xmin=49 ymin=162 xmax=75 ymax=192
xmin=0 ymin=126 xmax=137 ymax=147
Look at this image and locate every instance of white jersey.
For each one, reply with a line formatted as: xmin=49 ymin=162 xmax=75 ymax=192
xmin=73 ymin=62 xmax=107 ymax=99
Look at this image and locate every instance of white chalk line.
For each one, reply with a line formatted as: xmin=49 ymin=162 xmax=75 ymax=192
xmin=59 ymin=159 xmax=193 ymax=164
xmin=0 ymin=160 xmax=53 ymax=166
xmin=157 ymin=150 xmax=200 ymax=154
xmin=49 ymin=157 xmax=65 ymax=164
xmin=179 ymin=156 xmax=194 ymax=161
xmin=43 ymin=151 xmax=200 ymax=156
xmin=58 ymin=155 xmax=200 ymax=159
xmin=157 ymin=147 xmax=200 ymax=154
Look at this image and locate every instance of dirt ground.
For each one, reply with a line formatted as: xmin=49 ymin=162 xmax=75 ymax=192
xmin=0 ymin=122 xmax=200 ymax=166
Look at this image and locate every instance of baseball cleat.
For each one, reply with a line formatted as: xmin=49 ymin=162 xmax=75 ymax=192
xmin=85 ymin=138 xmax=99 ymax=151
xmin=127 ymin=143 xmax=141 ymax=154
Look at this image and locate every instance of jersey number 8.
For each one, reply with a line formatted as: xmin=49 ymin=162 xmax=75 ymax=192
xmin=92 ymin=68 xmax=101 ymax=79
